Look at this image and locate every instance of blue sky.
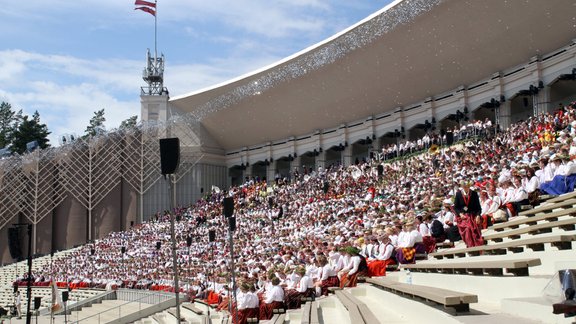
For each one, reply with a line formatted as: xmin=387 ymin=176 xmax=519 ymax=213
xmin=0 ymin=1 xmax=391 ymax=146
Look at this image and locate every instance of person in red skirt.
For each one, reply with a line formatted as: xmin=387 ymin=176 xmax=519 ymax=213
xmin=366 ymin=234 xmax=396 ymax=277
xmin=315 ymin=255 xmax=339 ymax=296
xmin=233 ymin=282 xmax=260 ymax=324
xmin=453 ymin=180 xmax=484 ymax=248
xmin=259 ymin=277 xmax=285 ymax=320
xmin=339 ymin=247 xmax=368 ymax=289
xmin=285 ymin=267 xmax=315 ymax=309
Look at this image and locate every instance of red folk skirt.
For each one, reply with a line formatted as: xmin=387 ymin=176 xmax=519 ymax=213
xmin=367 ymin=259 xmax=395 ymax=277
xmin=259 ymin=300 xmax=284 ymax=320
xmin=320 ymin=276 xmax=339 ymax=296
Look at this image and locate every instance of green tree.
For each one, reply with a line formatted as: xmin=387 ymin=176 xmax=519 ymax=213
xmin=11 ymin=111 xmax=51 ymax=154
xmin=0 ymin=102 xmax=22 ymax=149
xmin=119 ymin=115 xmax=138 ymax=130
xmin=84 ymin=109 xmax=106 ymax=138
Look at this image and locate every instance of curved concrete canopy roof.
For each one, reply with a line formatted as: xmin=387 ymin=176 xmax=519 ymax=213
xmin=170 ymin=0 xmax=576 ymax=151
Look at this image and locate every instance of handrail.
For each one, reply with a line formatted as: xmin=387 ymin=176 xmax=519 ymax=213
xmin=41 ymin=289 xmax=116 ymax=316
xmin=70 ymin=289 xmax=178 ymax=324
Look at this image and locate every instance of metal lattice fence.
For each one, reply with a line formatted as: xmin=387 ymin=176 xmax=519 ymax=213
xmin=0 ymin=118 xmax=210 ymax=251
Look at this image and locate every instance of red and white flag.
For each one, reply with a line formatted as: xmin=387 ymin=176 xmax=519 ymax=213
xmin=135 ymin=0 xmax=156 ymax=16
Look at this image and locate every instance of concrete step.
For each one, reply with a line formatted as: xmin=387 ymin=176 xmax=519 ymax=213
xmin=501 ymin=296 xmax=575 ymax=324
xmin=353 ymin=284 xmax=460 ymax=323
xmin=314 ymin=294 xmax=355 ymax=324
xmin=455 ymin=312 xmax=545 ymax=324
xmin=285 ymin=308 xmax=303 ymax=323
xmin=394 ymin=270 xmax=553 ymax=304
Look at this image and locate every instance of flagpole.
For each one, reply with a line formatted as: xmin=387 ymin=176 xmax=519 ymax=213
xmin=154 ymin=0 xmax=158 ymax=61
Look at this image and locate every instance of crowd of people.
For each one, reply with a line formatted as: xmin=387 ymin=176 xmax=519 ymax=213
xmin=380 ymin=118 xmax=495 ymax=159
xmin=10 ymin=102 xmax=576 ymax=322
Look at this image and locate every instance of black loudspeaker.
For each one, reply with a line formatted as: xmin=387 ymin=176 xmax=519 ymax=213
xmin=121 ymin=246 xmax=126 ymax=254
xmin=223 ymin=197 xmax=234 ymax=218
xmin=8 ymin=227 xmax=22 ymax=260
xmin=186 ymin=236 xmax=193 ymax=247
xmin=377 ymin=164 xmax=384 ymax=177
xmin=62 ymin=291 xmax=68 ymax=302
xmin=156 ymin=242 xmax=161 ymax=250
xmin=446 ymin=132 xmax=454 ymax=145
xmin=323 ymin=181 xmax=329 ymax=194
xmin=523 ymin=97 xmax=529 ymax=107
xmin=34 ymin=296 xmax=41 ymax=310
xmin=228 ymin=217 xmax=236 ymax=232
xmin=159 ymin=138 xmax=180 ymax=175
xmin=130 ymin=221 xmax=134 ymax=227
xmin=208 ymin=230 xmax=216 ymax=242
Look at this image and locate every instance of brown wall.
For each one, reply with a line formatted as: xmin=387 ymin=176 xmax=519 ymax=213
xmin=53 ymin=196 xmax=87 ymax=251
xmin=121 ymin=179 xmax=138 ymax=231
xmin=35 ymin=211 xmax=53 ymax=256
xmin=92 ymin=184 xmax=122 ymax=238
xmin=0 ymin=214 xmax=18 ymax=266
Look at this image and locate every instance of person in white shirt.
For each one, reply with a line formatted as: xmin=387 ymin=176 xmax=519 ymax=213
xmin=259 ymin=277 xmax=284 ymax=320
xmin=540 ymin=154 xmax=576 ymax=195
xmin=419 ymin=215 xmax=437 ymax=254
xmin=338 ymin=247 xmax=367 ymax=289
xmin=395 ymin=221 xmax=424 ymax=264
xmin=498 ymin=179 xmax=516 ymax=216
xmin=543 ymin=155 xmax=559 ymax=183
xmin=510 ymin=176 xmax=529 ymax=214
xmin=366 ymin=235 xmax=396 ymax=277
xmin=536 ymin=158 xmax=549 ymax=184
xmin=438 ymin=200 xmax=455 ymax=230
xmin=387 ymin=226 xmax=399 ymax=247
xmin=234 ymin=282 xmax=260 ymax=324
xmin=522 ymin=166 xmax=541 ymax=205
xmin=524 ymin=166 xmax=541 ymax=193
xmin=481 ymin=186 xmax=504 ymax=226
xmin=418 ymin=217 xmax=430 ymax=237
xmin=285 ymin=267 xmax=315 ymax=309
xmin=335 ymin=250 xmax=350 ymax=279
xmin=315 ymin=255 xmax=339 ymax=296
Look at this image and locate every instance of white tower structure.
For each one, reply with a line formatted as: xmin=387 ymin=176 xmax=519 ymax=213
xmin=140 ymin=49 xmax=170 ymax=122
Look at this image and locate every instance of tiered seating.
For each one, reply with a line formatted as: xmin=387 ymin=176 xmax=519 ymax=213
xmin=136 ymin=301 xmax=220 ymax=324
xmin=360 ymin=191 xmax=576 ymax=324
xmin=4 ymin=109 xmax=576 ymax=324
xmin=401 ymin=257 xmax=542 ymax=276
xmin=426 ymin=195 xmax=576 ymax=264
xmin=366 ymin=277 xmax=477 ymax=313
xmin=334 ymin=290 xmax=379 ymax=324
xmin=300 ymin=301 xmax=320 ymax=324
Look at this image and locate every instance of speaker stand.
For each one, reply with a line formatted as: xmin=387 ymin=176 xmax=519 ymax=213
xmin=167 ymin=175 xmax=182 ymax=322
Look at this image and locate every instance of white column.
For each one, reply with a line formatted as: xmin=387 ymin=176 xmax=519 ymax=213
xmin=266 ymin=161 xmax=277 ymax=183
xmin=244 ymin=164 xmax=253 ymax=181
xmin=291 ymin=155 xmax=301 ymax=174
xmin=342 ymin=146 xmax=352 ymax=167
xmin=316 ymin=151 xmax=326 ymax=170
xmin=537 ymin=86 xmax=551 ymax=115
xmin=499 ymin=100 xmax=512 ymax=131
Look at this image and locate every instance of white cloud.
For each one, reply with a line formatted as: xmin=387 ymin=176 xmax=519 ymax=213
xmin=0 ymin=48 xmax=279 ymax=147
xmin=0 ymin=49 xmax=141 ymax=146
xmin=0 ymin=1 xmax=388 ymax=147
